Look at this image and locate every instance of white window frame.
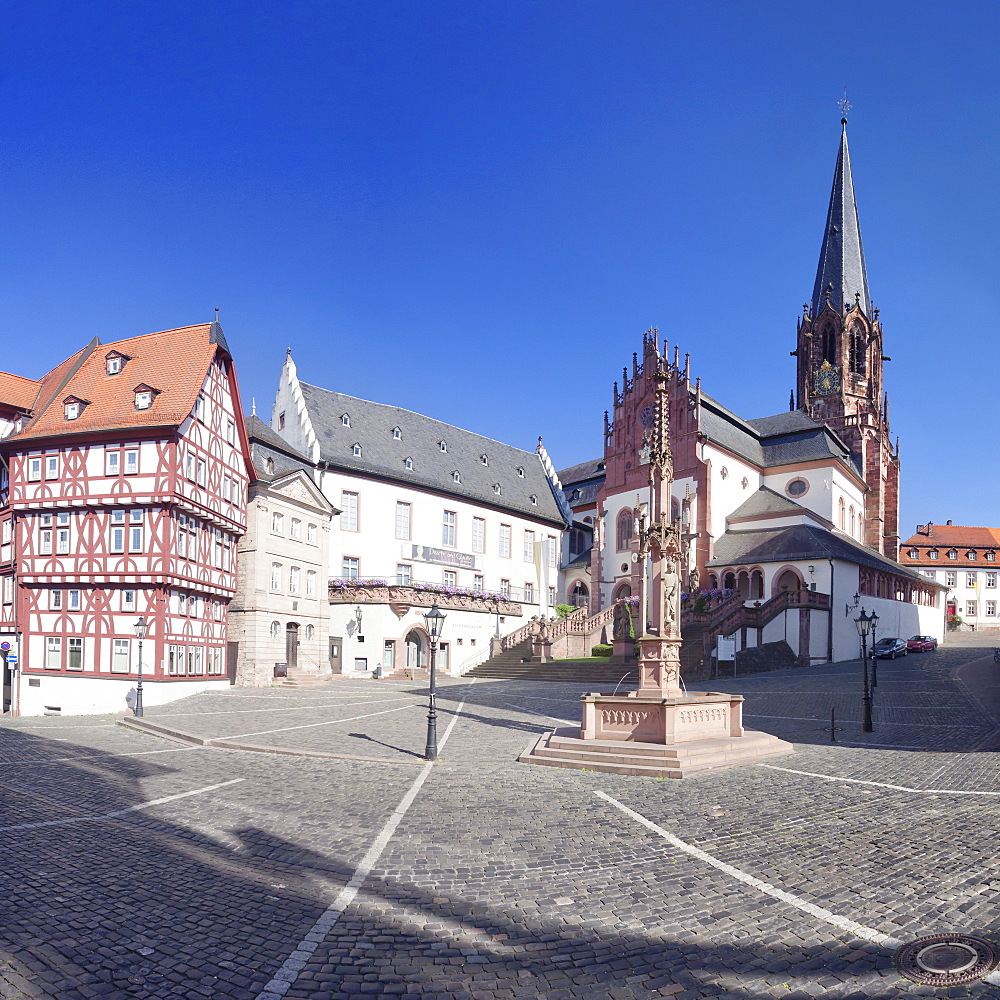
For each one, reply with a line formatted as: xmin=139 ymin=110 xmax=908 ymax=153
xmin=472 ymin=517 xmax=485 ymax=553
xmin=270 ymin=562 xmax=282 ymax=591
xmin=442 ymin=510 xmax=456 ymax=548
xmin=45 ymin=636 xmax=61 ymax=669
xmin=305 ymin=571 xmax=316 ymax=597
xmin=523 ymin=530 xmax=535 ymax=562
xmin=499 ymin=524 xmax=511 ymax=558
xmin=342 ymin=557 xmax=360 ymax=580
xmin=396 ymin=563 xmax=411 ymax=585
xmin=289 ymin=566 xmax=300 ymax=595
xmin=111 ymin=638 xmax=131 ymax=674
xmin=341 ymin=492 xmax=358 ymax=531
xmin=67 ymin=637 xmax=83 ymax=671
xmin=28 ymin=457 xmax=42 ymax=482
xmin=395 ymin=502 xmax=411 ymax=540
xmin=124 ymin=449 xmax=139 ymax=475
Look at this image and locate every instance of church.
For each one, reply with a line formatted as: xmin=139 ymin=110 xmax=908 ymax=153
xmin=560 ymin=118 xmax=943 ymax=668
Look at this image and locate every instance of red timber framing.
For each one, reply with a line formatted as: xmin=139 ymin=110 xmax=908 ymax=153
xmin=0 ymin=322 xmax=253 ymax=713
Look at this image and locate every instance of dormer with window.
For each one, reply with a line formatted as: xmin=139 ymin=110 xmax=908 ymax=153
xmin=516 ymin=466 xmax=524 ymax=477
xmin=352 ymin=442 xmax=362 ymax=457
xmin=452 ymin=471 xmax=461 ymax=483
xmin=493 ymin=483 xmax=502 ymax=495
xmin=529 ymin=494 xmax=537 ymax=505
xmin=987 ymin=551 xmax=996 ymax=562
xmin=392 ymin=426 xmax=401 ymax=440
xmin=480 ymin=454 xmax=488 ymax=466
xmin=104 ymin=351 xmax=131 ymax=376
xmin=63 ymin=395 xmax=89 ymax=421
xmin=404 ymin=457 xmax=413 ymax=470
xmin=439 ymin=440 xmax=447 ymax=453
xmin=967 ymin=550 xmax=978 ymax=561
xmin=907 ymin=548 xmax=919 ymax=559
xmin=929 ymin=549 xmax=939 ymax=560
xmin=133 ymin=384 xmax=159 ymax=411
xmin=948 ymin=549 xmax=958 ymax=560
xmin=342 ymin=413 xmax=351 ymax=427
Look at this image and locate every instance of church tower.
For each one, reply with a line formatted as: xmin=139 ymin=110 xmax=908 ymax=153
xmin=792 ymin=118 xmax=900 ymax=559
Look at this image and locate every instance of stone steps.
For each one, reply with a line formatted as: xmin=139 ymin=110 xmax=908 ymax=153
xmin=519 ymin=726 xmax=794 ymax=778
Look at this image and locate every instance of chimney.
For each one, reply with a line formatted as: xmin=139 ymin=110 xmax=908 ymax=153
xmin=946 ymin=519 xmax=953 ymax=526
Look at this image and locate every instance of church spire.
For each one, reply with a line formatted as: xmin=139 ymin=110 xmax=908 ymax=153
xmin=811 ymin=119 xmax=870 ymax=318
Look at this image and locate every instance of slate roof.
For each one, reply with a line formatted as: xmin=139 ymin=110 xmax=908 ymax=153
xmin=700 ymin=393 xmax=862 ymax=477
xmin=727 ymin=486 xmax=814 ymax=522
xmin=812 ymin=121 xmax=871 ymax=317
xmin=708 ymin=523 xmax=941 ymax=585
xmin=246 ymin=415 xmax=315 ymax=483
xmin=9 ymin=324 xmax=221 ymax=443
xmin=558 ymin=458 xmax=606 ymax=486
xmin=297 ymin=382 xmax=567 ymax=527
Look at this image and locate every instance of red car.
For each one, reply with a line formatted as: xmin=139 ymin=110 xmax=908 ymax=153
xmin=906 ymin=635 xmax=938 ymax=652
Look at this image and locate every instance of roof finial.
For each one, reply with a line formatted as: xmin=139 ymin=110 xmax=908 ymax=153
xmin=251 ymin=396 xmax=257 ymax=416
xmin=838 ymin=85 xmax=852 ymax=124
xmin=286 ymin=346 xmax=292 ymax=358
xmin=214 ymin=306 xmax=220 ymax=322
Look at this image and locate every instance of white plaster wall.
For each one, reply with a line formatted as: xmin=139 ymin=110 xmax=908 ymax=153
xmin=16 ymin=674 xmax=229 ymax=717
xmin=702 ymin=445 xmax=760 ymax=540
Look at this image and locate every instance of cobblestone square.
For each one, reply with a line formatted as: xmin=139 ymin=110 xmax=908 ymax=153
xmin=1 ymin=640 xmax=999 ymax=999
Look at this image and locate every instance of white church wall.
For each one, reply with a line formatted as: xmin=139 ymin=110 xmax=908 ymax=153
xmin=702 ymin=445 xmax=760 ymax=541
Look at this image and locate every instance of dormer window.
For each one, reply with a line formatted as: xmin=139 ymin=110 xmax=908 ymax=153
xmin=480 ymin=454 xmax=488 ymax=466
xmin=529 ymin=494 xmax=537 ymax=505
xmin=493 ymin=483 xmax=502 ymax=495
xmin=392 ymin=426 xmax=401 ymax=440
xmin=571 ymin=489 xmax=581 ymax=502
xmin=967 ymin=550 xmax=978 ymax=560
xmin=342 ymin=414 xmax=350 ymax=427
xmin=352 ymin=443 xmax=362 ymax=457
xmin=439 ymin=441 xmax=447 ymax=453
xmin=948 ymin=549 xmax=958 ymax=560
xmin=929 ymin=549 xmax=939 ymax=560
xmin=62 ymin=395 xmax=88 ymax=421
xmin=987 ymin=551 xmax=996 ymax=562
xmin=908 ymin=549 xmax=919 ymax=559
xmin=404 ymin=457 xmax=413 ymax=470
xmin=265 ymin=458 xmax=275 ymax=474
xmin=516 ymin=466 xmax=524 ymax=477
xmin=133 ymin=384 xmax=159 ymax=411
xmin=104 ymin=351 xmax=130 ymax=376
xmin=452 ymin=471 xmax=461 ymax=483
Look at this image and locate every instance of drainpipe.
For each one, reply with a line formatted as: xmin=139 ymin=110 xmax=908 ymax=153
xmin=827 ymin=558 xmax=835 ymax=663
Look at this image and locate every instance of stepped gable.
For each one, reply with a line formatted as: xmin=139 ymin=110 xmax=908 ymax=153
xmin=12 ymin=324 xmax=219 ymax=442
xmin=297 ymin=381 xmax=565 ymax=527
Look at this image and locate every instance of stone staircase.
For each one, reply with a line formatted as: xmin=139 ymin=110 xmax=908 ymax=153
xmin=466 ymin=641 xmax=639 ymax=685
xmin=519 ymin=726 xmax=793 ymax=778
xmin=279 ymin=667 xmax=337 ymax=689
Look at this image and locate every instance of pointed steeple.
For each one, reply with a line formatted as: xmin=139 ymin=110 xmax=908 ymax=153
xmin=811 ymin=119 xmax=870 ymax=318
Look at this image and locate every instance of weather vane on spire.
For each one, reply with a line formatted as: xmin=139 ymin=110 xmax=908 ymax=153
xmin=838 ymin=86 xmax=852 ymax=120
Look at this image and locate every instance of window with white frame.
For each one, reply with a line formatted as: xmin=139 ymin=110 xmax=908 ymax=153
xmin=967 ymin=601 xmax=978 ymax=617
xmin=547 ymin=535 xmax=556 ymax=567
xmin=67 ymin=589 xmax=81 ymax=611
xmin=213 ymin=529 xmax=224 ymax=568
xmin=270 ymin=562 xmax=282 ymax=591
xmin=443 ymin=570 xmax=457 ymax=588
xmin=49 ymin=589 xmax=62 ymax=610
xmin=289 ymin=566 xmax=300 ymax=595
xmin=2 ymin=576 xmax=12 ymax=604
xmin=106 ymin=450 xmax=121 ymax=476
xmin=306 ymin=522 xmax=317 ymax=544
xmin=988 ymin=573 xmax=997 ymax=588
xmin=45 ymin=636 xmax=61 ymax=669
xmin=306 ymin=570 xmax=316 ymax=597
xmin=988 ymin=601 xmax=997 ymax=616
xmin=967 ymin=572 xmax=977 ymax=587
xmin=442 ymin=510 xmax=456 ymax=547
xmin=128 ymin=510 xmax=144 ymax=553
xmin=135 ymin=390 xmax=152 ymax=410
xmin=499 ymin=524 xmax=511 ymax=558
xmin=187 ymin=519 xmax=197 ymax=559
xmin=124 ymin=449 xmax=139 ymax=475
xmin=1 ymin=519 xmax=10 ymax=545
xmin=64 ymin=401 xmax=80 ymax=420
xmin=290 ymin=518 xmax=301 ymax=539
xmin=207 ymin=647 xmax=224 ymax=675
xmin=67 ymin=637 xmax=83 ymax=670
xmin=187 ymin=645 xmax=204 ymax=675
xmin=123 ymin=589 xmax=136 ymax=612
xmin=500 ymin=579 xmax=510 ymax=597
xmin=474 ymin=574 xmax=483 ymax=590
xmin=111 ymin=638 xmax=131 ymax=673
xmin=110 ymin=511 xmax=126 ymax=553
xmin=106 ymin=355 xmax=122 ymax=375
xmin=342 ymin=557 xmax=359 ymax=580
xmin=272 ymin=512 xmax=284 ymax=534
xmin=396 ymin=563 xmax=411 ymax=585
xmin=39 ymin=514 xmax=53 ymax=555
xmin=988 ymin=551 xmax=997 ymax=562
xmin=523 ymin=530 xmax=535 ymax=562
xmin=968 ymin=551 xmax=978 ymax=561
xmin=946 ymin=571 xmax=957 ymax=587
xmin=194 ymin=394 xmax=205 ymax=420
xmin=188 ymin=594 xmax=199 ymax=617
xmin=56 ymin=513 xmax=71 ymax=554
xmin=27 ymin=457 xmax=41 ymax=482
xmin=341 ymin=492 xmax=358 ymax=531
xmin=45 ymin=455 xmax=58 ymax=480
xmin=948 ymin=549 xmax=958 ymax=560
xmin=524 ymin=582 xmax=534 ymax=602
xmin=197 ymin=459 xmax=207 ymax=486
xmin=472 ymin=517 xmax=485 ymax=553
xmin=395 ymin=502 xmax=410 ymax=540
xmin=548 ymin=586 xmax=556 ymax=605
xmin=226 ymin=419 xmax=235 ymax=444
xmin=929 ymin=549 xmax=939 ymax=560
xmin=167 ymin=644 xmax=185 ymax=675
xmin=305 ymin=624 xmax=314 ymax=640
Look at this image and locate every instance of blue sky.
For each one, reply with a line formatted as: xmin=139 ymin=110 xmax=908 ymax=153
xmin=1 ymin=1 xmax=998 ymax=537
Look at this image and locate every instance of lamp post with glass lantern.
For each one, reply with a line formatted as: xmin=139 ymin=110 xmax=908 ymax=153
xmin=869 ymin=610 xmax=880 ymax=687
xmin=854 ymin=609 xmax=874 ymax=732
xmin=133 ymin=616 xmax=148 ymax=718
xmin=423 ymin=603 xmax=446 ymax=760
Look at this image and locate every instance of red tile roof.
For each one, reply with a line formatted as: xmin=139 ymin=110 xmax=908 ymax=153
xmin=0 ymin=371 xmax=41 ymax=412
xmin=11 ymin=324 xmax=218 ymax=443
xmin=899 ymin=524 xmax=1000 ymax=564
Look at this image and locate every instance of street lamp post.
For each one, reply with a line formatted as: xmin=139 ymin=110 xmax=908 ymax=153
xmin=854 ymin=609 xmax=874 ymax=733
xmin=869 ymin=610 xmax=880 ymax=687
xmin=423 ymin=603 xmax=446 ymax=761
xmin=133 ymin=616 xmax=148 ymax=718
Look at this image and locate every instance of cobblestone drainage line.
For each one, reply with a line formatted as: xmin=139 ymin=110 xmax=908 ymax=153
xmin=895 ymin=934 xmax=999 ymax=986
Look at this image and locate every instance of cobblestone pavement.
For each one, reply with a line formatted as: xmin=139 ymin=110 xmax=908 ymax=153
xmin=0 ymin=639 xmax=999 ymax=999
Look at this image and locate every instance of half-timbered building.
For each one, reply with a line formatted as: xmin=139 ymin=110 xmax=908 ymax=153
xmin=0 ymin=321 xmax=253 ymax=715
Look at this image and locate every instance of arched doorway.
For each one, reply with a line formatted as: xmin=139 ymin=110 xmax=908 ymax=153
xmin=723 ymin=572 xmax=736 ymax=591
xmin=613 ymin=583 xmax=632 ymax=602
xmin=776 ymin=570 xmax=801 ymax=595
xmin=571 ymin=581 xmax=589 ymax=608
xmin=750 ymin=570 xmax=764 ymax=600
xmin=405 ymin=629 xmax=427 ymax=670
xmin=737 ymin=571 xmax=750 ymax=598
xmin=285 ymin=622 xmax=300 ymax=669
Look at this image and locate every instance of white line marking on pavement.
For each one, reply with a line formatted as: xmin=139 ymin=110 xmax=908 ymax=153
xmin=216 ymin=704 xmax=417 ymax=740
xmin=501 ymin=701 xmax=577 ymax=726
xmin=254 ymin=681 xmax=477 ymax=1000
xmin=594 ymin=790 xmax=904 ymax=949
xmin=0 ymin=778 xmax=245 ymax=833
xmin=759 ymin=763 xmax=1000 ymax=796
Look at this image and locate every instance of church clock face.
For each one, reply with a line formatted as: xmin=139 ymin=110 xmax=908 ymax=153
xmin=640 ymin=404 xmax=655 ymax=429
xmin=812 ymin=361 xmax=840 ymax=396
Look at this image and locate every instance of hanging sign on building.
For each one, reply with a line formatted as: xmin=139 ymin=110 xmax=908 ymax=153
xmin=410 ymin=545 xmax=481 ymax=570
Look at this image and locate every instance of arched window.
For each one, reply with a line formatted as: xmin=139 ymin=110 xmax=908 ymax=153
xmin=723 ymin=572 xmax=737 ymax=591
xmin=849 ymin=322 xmax=866 ymax=375
xmin=849 ymin=506 xmax=856 ymax=537
xmin=269 ymin=621 xmax=280 ymax=639
xmin=616 ymin=509 xmax=633 ymax=551
xmin=750 ymin=569 xmax=764 ymax=599
xmin=838 ymin=497 xmax=846 ymax=530
xmin=821 ymin=325 xmax=836 ymax=364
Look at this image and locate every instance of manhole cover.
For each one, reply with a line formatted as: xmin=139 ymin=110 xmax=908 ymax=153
xmin=896 ymin=934 xmax=998 ymax=986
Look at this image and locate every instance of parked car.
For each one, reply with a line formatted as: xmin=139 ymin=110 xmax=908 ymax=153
xmin=870 ymin=637 xmax=908 ymax=659
xmin=906 ymin=635 xmax=938 ymax=652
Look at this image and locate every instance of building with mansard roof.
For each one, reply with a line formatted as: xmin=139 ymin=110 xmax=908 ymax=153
xmin=560 ymin=120 xmax=943 ymax=668
xmin=268 ymin=353 xmax=572 ymax=677
xmin=0 ymin=321 xmax=253 ymax=715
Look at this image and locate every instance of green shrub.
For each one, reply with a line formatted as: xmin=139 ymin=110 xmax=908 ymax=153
xmin=591 ymin=644 xmax=612 ymax=657
xmin=555 ymin=604 xmax=576 ymax=619
xmin=693 ymin=596 xmax=707 ymax=612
